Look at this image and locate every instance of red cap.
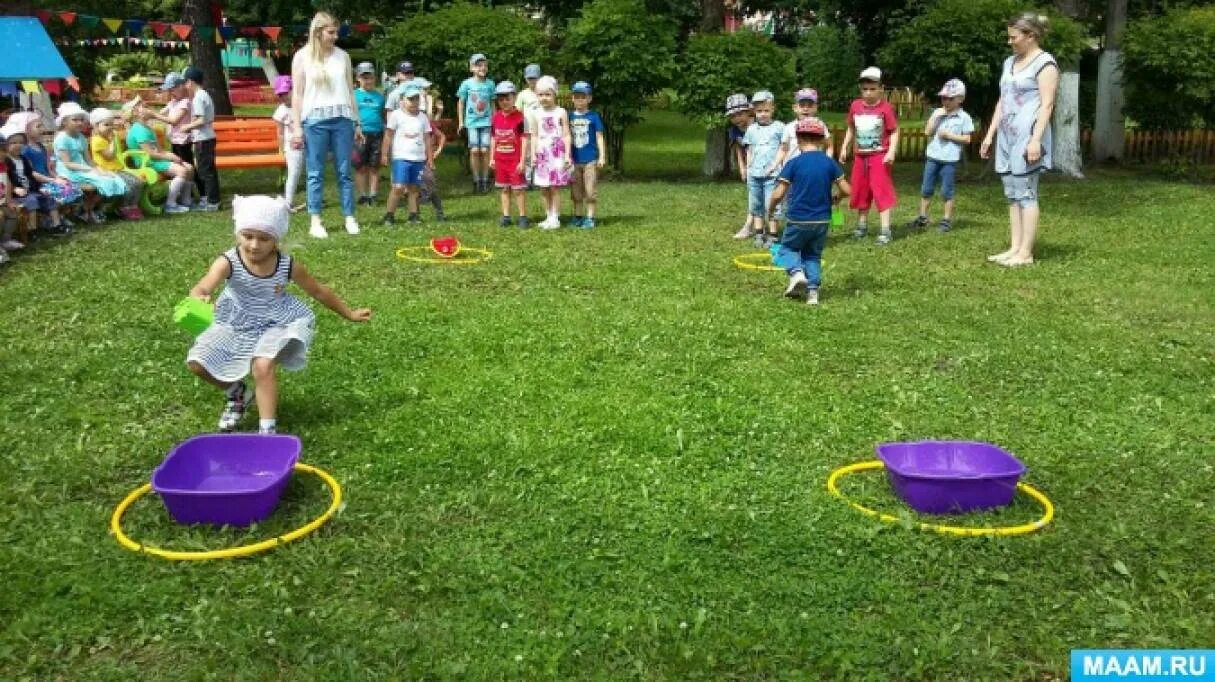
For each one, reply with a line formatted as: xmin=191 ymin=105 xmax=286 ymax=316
xmin=795 ymin=117 xmax=827 ymax=136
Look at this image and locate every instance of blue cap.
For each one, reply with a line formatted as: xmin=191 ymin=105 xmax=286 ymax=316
xmin=397 ymin=61 xmax=414 ymax=73
xmin=571 ymin=81 xmax=592 ymax=95
xmin=160 ymin=72 xmax=185 ymax=90
xmin=524 ymin=64 xmax=542 ymax=79
xmin=469 ymin=53 xmax=487 ymax=66
xmin=495 ymin=81 xmax=517 ymax=95
xmin=401 ymin=83 xmax=423 ymax=98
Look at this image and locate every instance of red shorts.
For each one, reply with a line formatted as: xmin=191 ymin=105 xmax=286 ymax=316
xmin=849 ymin=153 xmax=897 ymax=211
xmin=494 ymin=158 xmax=526 ymax=189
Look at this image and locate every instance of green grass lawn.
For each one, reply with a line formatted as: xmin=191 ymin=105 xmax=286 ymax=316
xmin=1 ymin=110 xmax=1212 ymax=679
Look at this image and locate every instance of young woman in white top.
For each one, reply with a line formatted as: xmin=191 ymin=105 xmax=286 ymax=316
xmin=290 ymin=11 xmax=364 ymax=238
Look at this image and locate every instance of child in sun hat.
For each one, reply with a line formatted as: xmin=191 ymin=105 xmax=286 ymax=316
xmin=456 ymin=53 xmax=496 ymax=194
xmin=270 ymin=75 xmax=305 ymax=210
xmin=186 ymin=195 xmax=372 ymax=434
xmin=767 ymin=117 xmax=850 ymax=306
xmin=2 ymin=123 xmax=68 ymax=237
xmin=839 ymin=66 xmax=899 ymax=245
xmin=53 ymin=103 xmax=135 ymax=223
xmin=774 ymin=88 xmax=833 ymax=169
xmin=527 ymin=75 xmax=572 ymax=229
xmin=380 ymin=82 xmax=433 ymax=225
xmin=353 ymin=61 xmax=386 ymax=206
xmin=741 ymin=89 xmax=785 ymax=247
xmin=909 ymin=78 xmax=974 ymax=233
xmin=490 ymin=81 xmax=529 ymax=228
xmin=88 ymin=106 xmax=147 ymax=220
xmin=11 ymin=112 xmax=84 ymax=232
xmin=567 ymin=81 xmax=605 ymax=229
xmin=724 ymin=93 xmax=755 ymax=239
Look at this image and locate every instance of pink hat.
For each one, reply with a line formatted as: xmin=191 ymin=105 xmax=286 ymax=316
xmin=795 ymin=88 xmax=818 ymax=103
xmin=273 ymin=75 xmax=292 ymax=95
xmin=795 ymin=117 xmax=827 ymax=136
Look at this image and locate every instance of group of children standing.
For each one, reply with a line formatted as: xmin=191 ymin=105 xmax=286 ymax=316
xmin=0 ymin=69 xmax=222 ymax=265
xmin=729 ymin=66 xmax=975 ymax=304
xmin=294 ymin=53 xmax=607 ymax=233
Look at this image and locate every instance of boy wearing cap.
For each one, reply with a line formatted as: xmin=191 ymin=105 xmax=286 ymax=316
xmin=839 ymin=67 xmax=899 ymax=244
xmin=354 ymin=62 xmax=386 ymax=206
xmin=380 ymin=83 xmax=433 ymax=225
xmin=383 ymin=61 xmax=416 ymax=113
xmin=767 ymin=117 xmax=850 ymax=306
xmin=457 ymin=54 xmax=496 ymax=194
xmin=774 ymin=88 xmax=832 ymax=169
xmin=910 ymin=78 xmax=974 ymax=233
xmin=724 ymin=94 xmax=755 ymax=239
xmin=568 ymin=81 xmax=605 ymax=229
xmin=489 ymin=81 xmax=529 ymax=227
xmin=741 ymin=90 xmax=786 ymax=247
xmin=518 ymin=64 xmax=542 ymax=114
xmin=178 ymin=66 xmax=221 ymax=211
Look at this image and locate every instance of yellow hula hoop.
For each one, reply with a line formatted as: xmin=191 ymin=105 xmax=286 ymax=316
xmin=732 ymin=252 xmax=783 ymax=272
xmin=109 ymin=463 xmax=342 ymax=561
xmin=395 ymin=246 xmax=493 ymax=265
xmin=826 ymin=460 xmax=1054 ymax=537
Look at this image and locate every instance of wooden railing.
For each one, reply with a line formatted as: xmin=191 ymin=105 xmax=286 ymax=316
xmin=1081 ymin=128 xmax=1215 ymax=163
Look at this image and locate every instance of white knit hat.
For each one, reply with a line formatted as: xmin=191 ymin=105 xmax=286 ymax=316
xmin=0 ymin=123 xmax=25 ymax=141
xmin=232 ymin=195 xmax=290 ymax=241
xmin=55 ymin=101 xmax=86 ymax=127
xmin=89 ymin=107 xmax=117 ymax=127
xmin=535 ymin=75 xmax=557 ymax=95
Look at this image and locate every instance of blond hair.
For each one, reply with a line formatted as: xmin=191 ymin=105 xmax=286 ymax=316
xmin=306 ymin=12 xmax=338 ymax=91
xmin=1008 ymin=12 xmax=1049 ymax=42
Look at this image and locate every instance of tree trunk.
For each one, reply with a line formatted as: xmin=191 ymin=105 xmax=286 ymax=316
xmin=183 ymin=0 xmax=233 ymax=116
xmin=702 ymin=127 xmax=731 ymax=178
xmin=1093 ymin=0 xmax=1127 ymax=161
xmin=260 ymin=55 xmax=281 ymax=85
xmin=701 ymin=0 xmax=725 ymax=33
xmin=1052 ymin=70 xmax=1084 ymax=178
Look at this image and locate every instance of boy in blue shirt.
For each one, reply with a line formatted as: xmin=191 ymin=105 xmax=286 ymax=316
xmin=568 ymin=81 xmax=606 ymax=229
xmin=741 ymin=90 xmax=785 ymax=248
xmin=353 ymin=62 xmax=386 ymax=206
xmin=767 ymin=118 xmax=850 ymax=306
xmin=909 ymin=78 xmax=974 ymax=233
xmin=456 ymin=53 xmax=496 ymax=194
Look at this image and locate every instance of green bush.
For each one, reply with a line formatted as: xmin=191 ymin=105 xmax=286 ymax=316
xmin=1122 ymin=6 xmax=1215 ymax=130
xmin=796 ymin=25 xmax=864 ymax=109
xmin=672 ymin=31 xmax=797 ymax=126
xmin=371 ymin=4 xmax=546 ymax=107
xmin=879 ymin=0 xmax=1086 ymax=121
xmin=561 ymin=0 xmax=676 ymax=169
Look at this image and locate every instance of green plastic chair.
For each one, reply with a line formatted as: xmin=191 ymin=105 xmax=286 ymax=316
xmin=120 ymin=150 xmax=165 ymax=216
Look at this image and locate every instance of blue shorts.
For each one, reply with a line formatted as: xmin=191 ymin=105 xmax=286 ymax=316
xmin=1001 ymin=172 xmax=1040 ymax=208
xmin=392 ymin=159 xmax=425 ymax=186
xmin=921 ymin=158 xmax=957 ymax=200
xmin=466 ymin=126 xmax=491 ymax=151
xmin=747 ymin=176 xmax=779 ymax=218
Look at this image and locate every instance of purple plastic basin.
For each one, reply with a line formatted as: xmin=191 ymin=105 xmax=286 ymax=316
xmin=152 ymin=434 xmax=301 ymax=526
xmin=875 ymin=441 xmax=1025 ymax=515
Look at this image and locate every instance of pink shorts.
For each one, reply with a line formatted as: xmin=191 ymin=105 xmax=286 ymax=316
xmin=849 ymin=154 xmax=897 ymax=212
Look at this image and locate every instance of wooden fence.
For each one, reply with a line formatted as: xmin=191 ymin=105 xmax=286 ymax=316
xmin=1081 ymin=128 xmax=1215 ymax=164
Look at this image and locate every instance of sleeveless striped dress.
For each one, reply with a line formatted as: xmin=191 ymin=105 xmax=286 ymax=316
xmin=187 ymin=248 xmax=316 ymax=383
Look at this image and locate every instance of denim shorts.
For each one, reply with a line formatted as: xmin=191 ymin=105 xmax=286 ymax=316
xmin=920 ymin=158 xmax=957 ymax=200
xmin=392 ymin=159 xmax=425 ymax=186
xmin=748 ymin=176 xmax=777 ymax=217
xmin=1001 ymin=172 xmax=1040 ymax=207
xmin=466 ymin=126 xmax=491 ymax=150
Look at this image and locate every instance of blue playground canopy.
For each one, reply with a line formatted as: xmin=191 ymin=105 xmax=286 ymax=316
xmin=0 ymin=17 xmax=74 ymax=80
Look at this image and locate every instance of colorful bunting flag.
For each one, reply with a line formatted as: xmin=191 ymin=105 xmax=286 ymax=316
xmin=102 ymin=18 xmax=123 ymax=34
xmin=262 ymin=26 xmax=281 ymax=41
xmin=149 ymin=21 xmax=169 ymax=36
xmin=353 ymin=23 xmax=373 ymax=33
xmin=21 ymin=81 xmax=41 ymax=93
xmin=43 ymin=80 xmax=63 ymax=96
xmin=219 ymin=26 xmax=236 ymax=40
xmin=125 ymin=19 xmax=146 ymax=34
xmin=67 ymin=77 xmax=81 ymax=92
xmin=58 ymin=11 xmax=77 ymax=25
xmin=35 ymin=9 xmax=53 ymax=24
xmin=339 ymin=24 xmax=351 ymax=38
xmin=173 ymin=24 xmax=191 ymax=40
xmin=79 ymin=15 xmax=100 ymax=29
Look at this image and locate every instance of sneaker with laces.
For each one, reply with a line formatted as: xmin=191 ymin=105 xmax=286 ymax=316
xmin=752 ymin=232 xmax=768 ymax=248
xmin=540 ymin=218 xmax=560 ymax=230
xmin=907 ymin=215 xmax=928 ymax=230
xmin=500 ymin=216 xmax=513 ymax=228
xmin=163 ymin=203 xmax=190 ymax=215
xmin=852 ymin=224 xmax=868 ymax=239
xmin=382 ymin=212 xmax=396 ymax=226
xmin=875 ymin=231 xmax=892 ymax=246
xmin=806 ymin=288 xmax=820 ymax=306
xmin=582 ymin=217 xmax=596 ymax=229
xmin=784 ymin=271 xmax=808 ymax=299
xmin=218 ymin=382 xmax=253 ymax=432
xmin=937 ymin=218 xmax=952 ymax=233
xmin=199 ymin=202 xmax=221 ymax=212
xmin=345 ymin=216 xmax=361 ymax=235
xmin=517 ymin=216 xmax=530 ymax=229
xmin=571 ymin=216 xmax=585 ymax=228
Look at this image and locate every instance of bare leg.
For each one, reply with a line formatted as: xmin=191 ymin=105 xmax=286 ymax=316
xmin=1005 ymin=204 xmax=1038 ymax=265
xmin=369 ymin=168 xmax=380 ymax=197
xmin=250 ymin=357 xmax=278 ymax=420
xmin=919 ymin=196 xmax=931 ymax=218
xmin=942 ymin=198 xmax=954 ymax=220
xmin=385 ymin=185 xmax=401 ymax=215
xmin=990 ymin=204 xmax=1021 ymax=262
xmin=355 ymin=169 xmax=366 ymax=198
xmin=407 ymin=186 xmax=419 ymax=215
xmin=878 ymin=208 xmax=892 ymax=231
xmin=500 ymin=188 xmax=510 ymax=217
xmin=188 ymin=360 xmax=232 ymax=390
xmin=514 ymin=188 xmax=526 ymax=217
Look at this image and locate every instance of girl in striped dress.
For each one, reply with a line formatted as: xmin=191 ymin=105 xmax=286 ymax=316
xmin=186 ymin=195 xmax=372 ymax=433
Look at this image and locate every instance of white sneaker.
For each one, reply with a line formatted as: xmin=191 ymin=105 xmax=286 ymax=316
xmin=163 ymin=203 xmax=190 ymax=215
xmin=309 ymin=217 xmax=329 ymax=239
xmin=734 ymin=224 xmax=755 ymax=239
xmin=1 ymin=239 xmax=24 ymax=251
xmin=345 ymin=216 xmax=360 ymax=235
xmin=784 ymin=271 xmax=808 ymax=299
xmin=540 ymin=217 xmax=560 ymax=230
xmin=806 ymin=288 xmax=820 ymax=306
xmin=0 ymin=249 xmax=9 ymax=264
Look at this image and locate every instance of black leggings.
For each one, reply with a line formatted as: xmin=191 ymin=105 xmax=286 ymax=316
xmin=193 ymin=139 xmax=220 ymax=205
xmin=173 ymin=142 xmax=205 ymax=197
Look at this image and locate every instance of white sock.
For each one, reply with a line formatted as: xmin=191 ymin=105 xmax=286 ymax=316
xmin=311 ymin=215 xmax=323 ymax=228
xmin=259 ymin=418 xmax=276 ymax=432
xmin=166 ymin=176 xmax=187 ymax=206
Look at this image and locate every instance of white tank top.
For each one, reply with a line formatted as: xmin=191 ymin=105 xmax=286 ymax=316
xmin=299 ymin=48 xmax=354 ymax=122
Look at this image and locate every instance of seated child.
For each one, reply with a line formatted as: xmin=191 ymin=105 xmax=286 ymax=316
xmin=186 ymin=195 xmax=372 ymax=433
xmin=3 ymin=126 xmax=68 ymax=238
xmin=0 ymin=136 xmax=19 ymax=261
xmin=767 ymin=118 xmax=851 ymax=306
xmin=18 ymin=114 xmax=87 ymax=228
xmin=126 ymin=99 xmax=196 ymax=214
xmin=87 ymin=107 xmax=146 ymax=220
xmin=53 ymin=103 xmax=134 ymax=224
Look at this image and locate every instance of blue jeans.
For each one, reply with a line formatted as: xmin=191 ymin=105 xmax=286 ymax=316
xmin=747 ymin=176 xmax=776 ymax=217
xmin=774 ymin=222 xmax=829 ymax=288
xmin=920 ymin=158 xmax=957 ymax=200
xmin=303 ymin=116 xmax=355 ymax=217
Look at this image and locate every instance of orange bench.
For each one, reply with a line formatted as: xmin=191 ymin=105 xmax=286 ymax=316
xmin=214 ymin=118 xmax=285 ymax=170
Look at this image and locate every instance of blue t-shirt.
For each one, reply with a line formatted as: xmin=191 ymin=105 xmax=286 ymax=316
xmin=456 ymin=77 xmax=496 ymax=129
xmin=778 ymin=151 xmax=842 ymax=223
xmin=924 ymin=108 xmax=975 ymax=163
xmin=569 ymin=110 xmax=604 ymax=164
xmin=741 ymin=120 xmax=784 ymax=178
xmin=23 ymin=143 xmax=50 ymax=176
xmin=355 ymin=88 xmax=386 ymax=133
